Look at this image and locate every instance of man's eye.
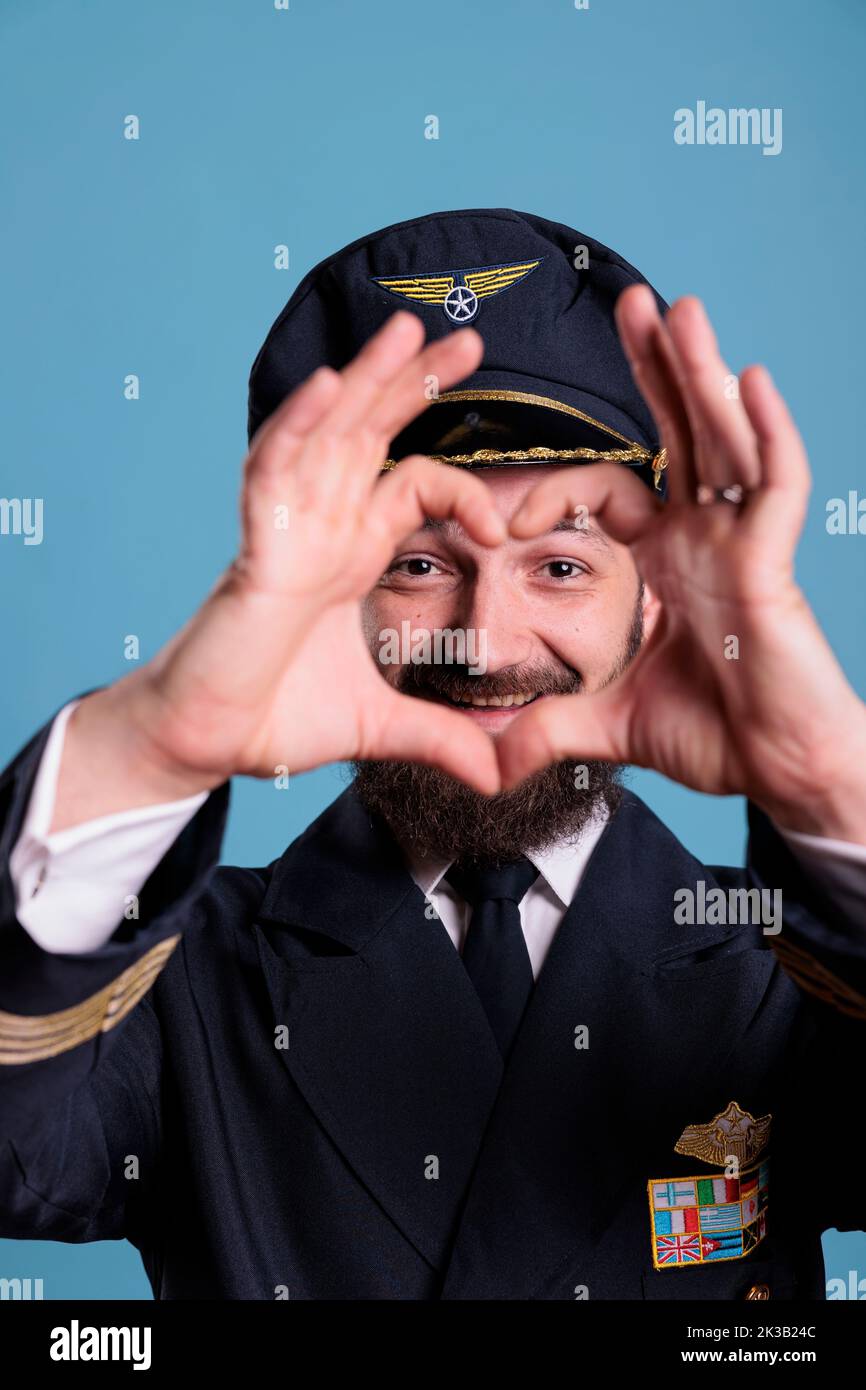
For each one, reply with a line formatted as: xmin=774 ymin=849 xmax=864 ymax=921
xmin=542 ymin=560 xmax=588 ymax=579
xmin=389 ymin=557 xmax=442 ymax=577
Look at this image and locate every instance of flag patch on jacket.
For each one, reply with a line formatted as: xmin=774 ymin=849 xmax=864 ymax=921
xmin=647 ymin=1159 xmax=769 ymax=1269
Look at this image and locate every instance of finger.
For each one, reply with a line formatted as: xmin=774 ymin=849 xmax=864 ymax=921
xmin=664 ymin=297 xmax=762 ymax=491
xmin=615 ymin=285 xmax=697 ymax=504
xmin=322 ymin=309 xmax=427 ymax=436
xmin=372 ymin=688 xmax=502 ymax=794
xmin=247 ymin=364 xmax=344 ymax=477
xmin=507 ymin=462 xmax=661 ymax=546
xmin=738 ymin=365 xmax=811 ymax=541
xmin=323 ymin=313 xmax=481 ymax=440
xmin=369 ymin=455 xmax=507 ymax=551
xmin=300 ymin=322 xmax=485 ymax=503
xmin=495 ymin=689 xmax=628 ymax=789
xmin=362 ymin=326 xmax=485 ymax=443
xmin=239 ymin=367 xmax=345 ymax=574
xmin=312 ymin=328 xmax=486 ymax=508
xmin=249 ymin=312 xmax=422 ymax=476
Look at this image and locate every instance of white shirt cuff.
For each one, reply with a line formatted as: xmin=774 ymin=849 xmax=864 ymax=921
xmin=10 ymin=700 xmax=208 ymax=954
xmin=773 ymin=819 xmax=866 ymax=926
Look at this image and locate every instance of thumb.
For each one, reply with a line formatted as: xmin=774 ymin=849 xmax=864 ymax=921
xmin=371 ymin=689 xmax=501 ymax=795
xmin=495 ymin=689 xmax=628 ymax=789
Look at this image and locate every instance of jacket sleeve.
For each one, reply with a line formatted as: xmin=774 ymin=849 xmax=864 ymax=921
xmin=747 ymin=801 xmax=866 ymax=1022
xmin=746 ymin=800 xmax=866 ymax=1236
xmin=0 ymin=710 xmax=229 ymax=1244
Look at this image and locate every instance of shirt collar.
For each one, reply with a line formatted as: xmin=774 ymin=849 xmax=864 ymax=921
xmin=407 ymin=806 xmax=610 ymax=910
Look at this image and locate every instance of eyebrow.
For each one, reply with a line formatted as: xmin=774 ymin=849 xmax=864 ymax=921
xmin=421 ymin=516 xmax=612 ymax=552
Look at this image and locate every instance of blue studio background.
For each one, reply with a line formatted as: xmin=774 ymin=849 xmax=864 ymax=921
xmin=1 ymin=0 xmax=864 ymax=1298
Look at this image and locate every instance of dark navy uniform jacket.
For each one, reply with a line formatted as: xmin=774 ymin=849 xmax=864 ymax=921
xmin=1 ymin=714 xmax=864 ymax=1300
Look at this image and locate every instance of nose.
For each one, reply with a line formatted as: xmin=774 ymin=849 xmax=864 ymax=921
xmin=453 ymin=565 xmax=533 ymax=675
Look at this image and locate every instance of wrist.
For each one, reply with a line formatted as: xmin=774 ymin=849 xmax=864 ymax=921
xmin=756 ymin=714 xmax=866 ymax=845
xmin=50 ymin=682 xmax=223 ymax=834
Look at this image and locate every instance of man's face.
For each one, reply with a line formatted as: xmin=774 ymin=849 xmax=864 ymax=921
xmin=365 ymin=465 xmax=648 ymax=717
xmin=355 ymin=465 xmax=655 ymax=865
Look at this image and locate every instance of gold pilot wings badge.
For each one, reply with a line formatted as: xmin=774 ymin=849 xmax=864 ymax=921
xmin=371 ymin=258 xmax=543 ymax=323
xmin=675 ymin=1099 xmax=772 ymax=1168
xmin=647 ymin=1101 xmax=772 ymax=1271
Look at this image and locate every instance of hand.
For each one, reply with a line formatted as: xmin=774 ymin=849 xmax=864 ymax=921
xmin=495 ymin=289 xmax=866 ymax=841
xmin=56 ymin=312 xmax=505 ymax=829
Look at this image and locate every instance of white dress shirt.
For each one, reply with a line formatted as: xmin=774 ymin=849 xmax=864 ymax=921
xmin=10 ymin=700 xmax=866 ymax=972
xmin=409 ymin=823 xmax=608 ymax=979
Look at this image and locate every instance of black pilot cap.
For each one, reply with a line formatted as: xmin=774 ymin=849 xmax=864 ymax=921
xmin=247 ymin=207 xmax=670 ymax=495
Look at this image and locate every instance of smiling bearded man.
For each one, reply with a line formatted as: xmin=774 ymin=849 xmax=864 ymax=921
xmin=353 ymin=473 xmax=646 ymax=864
xmin=2 ymin=209 xmax=866 ymax=1305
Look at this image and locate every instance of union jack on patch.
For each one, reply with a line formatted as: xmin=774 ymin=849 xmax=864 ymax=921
xmin=656 ymin=1234 xmax=702 ymax=1266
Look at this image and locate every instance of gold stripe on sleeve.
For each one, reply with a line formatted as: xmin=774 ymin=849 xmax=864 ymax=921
xmin=770 ymin=935 xmax=866 ymax=1022
xmin=0 ymin=935 xmax=181 ymax=1065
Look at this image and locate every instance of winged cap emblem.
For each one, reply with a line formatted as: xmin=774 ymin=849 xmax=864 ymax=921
xmin=372 ymin=258 xmax=543 ymax=322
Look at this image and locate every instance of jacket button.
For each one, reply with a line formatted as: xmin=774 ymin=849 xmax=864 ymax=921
xmin=744 ymin=1283 xmax=771 ymax=1300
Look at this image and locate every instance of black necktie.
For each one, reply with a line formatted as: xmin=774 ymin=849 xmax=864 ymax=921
xmin=445 ymin=858 xmax=539 ymax=1060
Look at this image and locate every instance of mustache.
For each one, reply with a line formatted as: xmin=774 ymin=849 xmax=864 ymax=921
xmin=395 ymin=660 xmax=581 ymax=703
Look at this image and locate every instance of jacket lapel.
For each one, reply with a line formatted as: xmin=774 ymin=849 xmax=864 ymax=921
xmin=254 ymin=788 xmax=504 ymax=1274
xmin=440 ymin=792 xmax=778 ymax=1299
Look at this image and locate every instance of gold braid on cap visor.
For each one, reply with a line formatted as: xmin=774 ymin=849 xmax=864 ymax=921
xmin=381 ymin=389 xmax=669 ymax=491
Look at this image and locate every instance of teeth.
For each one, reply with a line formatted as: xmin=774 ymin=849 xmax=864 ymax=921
xmin=459 ymin=692 xmax=538 ymax=708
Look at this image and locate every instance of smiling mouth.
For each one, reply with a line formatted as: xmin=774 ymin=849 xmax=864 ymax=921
xmin=420 ymin=690 xmax=542 ymax=710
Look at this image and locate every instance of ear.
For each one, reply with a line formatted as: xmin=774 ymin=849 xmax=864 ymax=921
xmin=641 ymin=579 xmax=662 ymax=642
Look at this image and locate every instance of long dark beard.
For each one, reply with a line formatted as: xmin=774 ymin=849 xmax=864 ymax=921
xmin=352 ymin=597 xmax=644 ymax=867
